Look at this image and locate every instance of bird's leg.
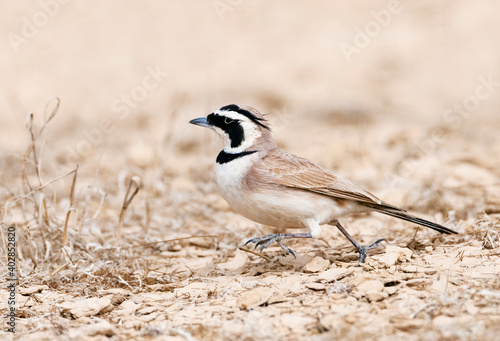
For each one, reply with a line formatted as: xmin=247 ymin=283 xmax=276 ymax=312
xmin=245 ymin=233 xmax=312 ymax=259
xmin=334 ymin=221 xmax=385 ymax=263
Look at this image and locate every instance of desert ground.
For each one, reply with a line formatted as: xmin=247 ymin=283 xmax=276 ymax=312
xmin=1 ymin=1 xmax=500 ymax=340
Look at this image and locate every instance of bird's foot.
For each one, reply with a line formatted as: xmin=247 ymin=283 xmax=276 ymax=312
xmin=333 ymin=221 xmax=386 ymax=263
xmin=245 ymin=232 xmax=312 ymax=259
xmin=356 ymin=238 xmax=386 ymax=263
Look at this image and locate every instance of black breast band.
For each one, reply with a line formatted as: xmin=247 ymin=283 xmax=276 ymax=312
xmin=216 ymin=150 xmax=257 ymax=164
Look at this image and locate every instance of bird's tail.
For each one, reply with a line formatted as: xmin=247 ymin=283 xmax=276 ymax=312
xmin=362 ymin=203 xmax=458 ymax=235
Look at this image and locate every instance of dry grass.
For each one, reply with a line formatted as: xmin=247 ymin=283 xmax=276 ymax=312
xmin=2 ymin=1 xmax=500 ymax=340
xmin=1 ymin=94 xmax=499 ymax=340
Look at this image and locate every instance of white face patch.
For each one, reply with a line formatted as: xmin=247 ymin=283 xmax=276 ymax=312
xmin=210 ymin=109 xmax=263 ymax=153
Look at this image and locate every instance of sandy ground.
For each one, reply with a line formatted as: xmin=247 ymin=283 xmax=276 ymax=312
xmin=1 ymin=1 xmax=500 ymax=340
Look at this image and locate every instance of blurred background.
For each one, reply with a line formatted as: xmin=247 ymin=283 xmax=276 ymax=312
xmin=2 ymin=2 xmax=500 ymax=339
xmin=2 ymin=1 xmax=499 ymax=163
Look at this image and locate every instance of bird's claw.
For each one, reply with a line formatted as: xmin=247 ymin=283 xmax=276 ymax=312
xmin=245 ymin=234 xmax=297 ymax=258
xmin=357 ymin=238 xmax=386 ymax=263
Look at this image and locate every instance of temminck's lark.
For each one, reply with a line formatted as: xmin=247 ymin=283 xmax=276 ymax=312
xmin=190 ymin=104 xmax=457 ymax=262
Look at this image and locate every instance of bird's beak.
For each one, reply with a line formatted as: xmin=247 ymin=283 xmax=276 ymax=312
xmin=189 ymin=117 xmax=212 ymax=128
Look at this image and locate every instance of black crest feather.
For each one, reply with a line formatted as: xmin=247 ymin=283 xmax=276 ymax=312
xmin=220 ymin=104 xmax=270 ymax=130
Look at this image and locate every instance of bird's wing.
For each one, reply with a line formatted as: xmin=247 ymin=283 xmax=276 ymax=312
xmin=257 ymin=149 xmax=404 ymax=211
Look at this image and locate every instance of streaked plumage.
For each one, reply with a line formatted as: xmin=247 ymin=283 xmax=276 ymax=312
xmin=190 ymin=104 xmax=457 ymax=262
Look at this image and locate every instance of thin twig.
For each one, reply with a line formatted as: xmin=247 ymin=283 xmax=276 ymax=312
xmin=144 ymin=197 xmax=151 ymax=236
xmin=40 ymin=97 xmax=60 ymax=136
xmin=104 ymin=235 xmax=218 ymax=250
xmin=62 ymin=165 xmax=79 ymax=247
xmin=0 ymin=223 xmax=9 ymax=267
xmin=50 ymin=262 xmax=70 ymax=277
xmin=62 ymin=209 xmax=77 ymax=248
xmin=3 ymin=167 xmax=79 ymax=209
xmin=21 ymin=114 xmax=35 ymax=194
xmin=239 ymin=247 xmax=271 ymax=262
xmin=115 ymin=176 xmax=142 ymax=246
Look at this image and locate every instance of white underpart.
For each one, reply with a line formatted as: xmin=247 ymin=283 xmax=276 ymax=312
xmin=243 ymin=190 xmax=350 ymax=233
xmin=214 ymin=153 xmax=255 ymax=190
xmin=214 ymin=152 xmax=258 ymax=213
xmin=212 ymin=110 xmax=262 ymax=153
xmin=215 ymin=153 xmax=354 ymax=238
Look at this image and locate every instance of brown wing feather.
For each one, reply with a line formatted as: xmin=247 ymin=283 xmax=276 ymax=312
xmin=258 ymin=149 xmax=404 ymax=211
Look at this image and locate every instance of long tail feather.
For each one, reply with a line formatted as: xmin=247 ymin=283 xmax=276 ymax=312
xmin=362 ymin=203 xmax=458 ymax=235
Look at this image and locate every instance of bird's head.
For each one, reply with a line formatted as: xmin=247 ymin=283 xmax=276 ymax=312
xmin=190 ymin=104 xmax=276 ymax=153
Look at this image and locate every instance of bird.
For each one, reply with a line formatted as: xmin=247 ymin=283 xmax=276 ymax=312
xmin=189 ymin=104 xmax=458 ymax=262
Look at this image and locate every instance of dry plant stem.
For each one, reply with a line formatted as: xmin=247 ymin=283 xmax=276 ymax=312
xmin=28 ymin=113 xmax=50 ymax=227
xmin=62 ymin=210 xmax=76 ymax=247
xmin=38 ymin=99 xmax=60 ymax=224
xmin=40 ymin=97 xmax=60 ymax=136
xmin=92 ymin=190 xmax=106 ymax=219
xmin=4 ymin=168 xmax=79 ymax=209
xmin=144 ymin=197 xmax=151 ymax=236
xmin=105 ymin=235 xmax=218 ymax=250
xmin=23 ymin=224 xmax=39 ymax=270
xmin=50 ymin=261 xmax=70 ymax=277
xmin=62 ymin=165 xmax=79 ymax=247
xmin=1 ymin=222 xmax=8 ymax=266
xmin=19 ymin=98 xmax=61 ymax=252
xmin=406 ymin=226 xmax=421 ymax=249
xmin=22 ymin=113 xmax=47 ymax=246
xmin=239 ymin=247 xmax=271 ymax=262
xmin=115 ymin=177 xmax=142 ymax=246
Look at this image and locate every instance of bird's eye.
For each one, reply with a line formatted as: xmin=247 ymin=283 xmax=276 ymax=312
xmin=224 ymin=117 xmax=235 ymax=124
